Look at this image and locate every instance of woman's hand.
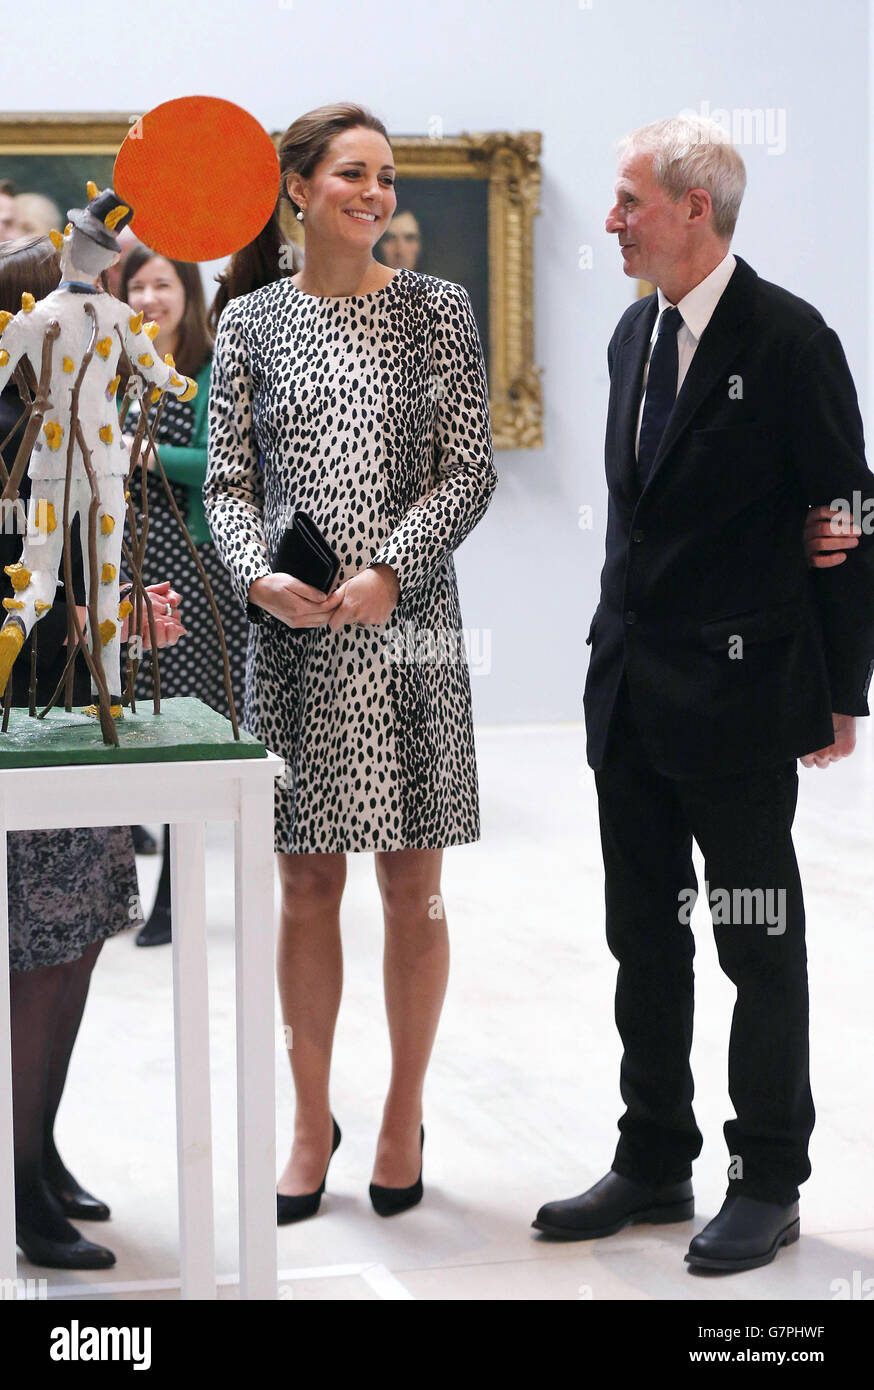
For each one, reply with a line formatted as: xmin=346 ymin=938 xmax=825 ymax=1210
xmin=121 ymin=580 xmax=186 ymax=649
xmin=803 ymin=505 xmax=861 ymax=568
xmin=120 ymin=428 xmax=156 ymax=472
xmin=248 ymin=572 xmax=344 ymax=629
xmin=327 ymin=564 xmax=399 ymax=632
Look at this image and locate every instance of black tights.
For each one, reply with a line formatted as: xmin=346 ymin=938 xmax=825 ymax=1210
xmin=11 ymin=939 xmax=103 ymax=1239
xmin=153 ymin=824 xmax=170 ymax=913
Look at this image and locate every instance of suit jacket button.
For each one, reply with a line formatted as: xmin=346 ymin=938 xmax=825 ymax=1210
xmin=632 ymin=529 xmax=644 ymax=543
xmin=624 ymin=610 xmax=637 ymax=625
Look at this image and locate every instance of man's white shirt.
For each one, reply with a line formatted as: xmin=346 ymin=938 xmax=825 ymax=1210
xmin=635 ymin=251 xmax=737 ymax=457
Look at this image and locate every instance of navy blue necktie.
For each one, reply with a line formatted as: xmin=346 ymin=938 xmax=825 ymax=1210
xmin=637 ymin=305 xmax=682 ymax=487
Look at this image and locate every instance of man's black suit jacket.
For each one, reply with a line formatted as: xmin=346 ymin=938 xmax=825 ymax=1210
xmin=584 ymin=255 xmax=874 ymax=778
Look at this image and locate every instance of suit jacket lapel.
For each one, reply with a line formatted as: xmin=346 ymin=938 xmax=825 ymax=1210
xmin=613 ymin=295 xmax=657 ymax=494
xmin=645 ymin=256 xmax=757 ymax=487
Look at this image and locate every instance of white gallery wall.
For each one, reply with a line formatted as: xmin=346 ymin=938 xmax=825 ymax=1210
xmin=3 ymin=0 xmax=869 ymax=722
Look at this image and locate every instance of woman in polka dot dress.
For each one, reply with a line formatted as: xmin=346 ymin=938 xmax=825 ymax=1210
xmin=206 ymin=104 xmax=497 ymax=1219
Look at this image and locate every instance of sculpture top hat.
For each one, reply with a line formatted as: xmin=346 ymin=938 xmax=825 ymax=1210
xmin=66 ymin=182 xmax=134 ymax=251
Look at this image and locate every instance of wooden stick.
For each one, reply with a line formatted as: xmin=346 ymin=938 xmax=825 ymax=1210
xmin=1 ymin=676 xmax=11 ymax=732
xmin=38 ymin=631 xmax=84 ymax=719
xmin=121 ymin=532 xmax=160 ymax=713
xmin=60 ymin=305 xmax=117 ymax=746
xmin=137 ymin=403 xmax=240 ymax=738
xmin=1 ymin=321 xmax=60 ymax=504
xmin=27 ymin=621 xmax=37 ymax=716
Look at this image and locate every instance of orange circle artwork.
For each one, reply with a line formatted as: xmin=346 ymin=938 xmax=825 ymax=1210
xmin=113 ymin=95 xmax=279 ymax=263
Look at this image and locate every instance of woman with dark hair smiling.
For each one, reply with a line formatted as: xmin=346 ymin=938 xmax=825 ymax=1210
xmin=120 ymin=247 xmax=247 ymax=946
xmin=206 ymin=103 xmax=498 ymax=1222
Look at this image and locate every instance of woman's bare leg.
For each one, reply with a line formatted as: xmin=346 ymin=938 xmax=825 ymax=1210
xmin=275 ymin=850 xmax=346 ymax=1196
xmin=372 ymin=847 xmax=448 ymax=1187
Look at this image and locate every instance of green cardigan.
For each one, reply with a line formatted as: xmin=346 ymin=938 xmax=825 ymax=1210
xmin=119 ymin=357 xmax=213 ymax=545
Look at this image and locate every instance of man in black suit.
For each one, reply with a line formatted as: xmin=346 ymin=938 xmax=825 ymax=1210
xmin=533 ymin=116 xmax=874 ymax=1271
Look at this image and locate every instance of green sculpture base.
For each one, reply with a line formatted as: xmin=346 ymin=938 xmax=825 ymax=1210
xmin=0 ymin=697 xmax=267 ymax=768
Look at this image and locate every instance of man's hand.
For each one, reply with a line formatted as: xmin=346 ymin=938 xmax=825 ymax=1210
xmin=800 ymin=713 xmax=856 ymax=768
xmin=327 ymin=564 xmax=399 ymax=632
xmin=248 ymin=572 xmax=344 ymax=629
xmin=804 ymin=505 xmax=861 ymax=568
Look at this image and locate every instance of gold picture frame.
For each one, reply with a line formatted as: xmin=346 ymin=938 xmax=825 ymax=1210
xmin=0 ymin=115 xmax=543 ymax=449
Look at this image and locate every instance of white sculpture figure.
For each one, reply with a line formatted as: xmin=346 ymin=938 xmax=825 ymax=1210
xmin=0 ymin=183 xmax=197 ymax=714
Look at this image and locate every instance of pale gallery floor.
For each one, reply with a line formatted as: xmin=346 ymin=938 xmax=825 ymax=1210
xmin=21 ymin=721 xmax=874 ymax=1301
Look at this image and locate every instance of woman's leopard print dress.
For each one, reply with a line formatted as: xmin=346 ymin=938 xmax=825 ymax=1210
xmin=205 ymin=267 xmax=497 ymax=854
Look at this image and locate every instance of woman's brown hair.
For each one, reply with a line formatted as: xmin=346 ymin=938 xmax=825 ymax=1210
xmin=120 ymin=245 xmax=213 ymax=380
xmin=0 ymin=234 xmax=62 ymax=395
xmin=208 ymin=102 xmax=392 ymax=331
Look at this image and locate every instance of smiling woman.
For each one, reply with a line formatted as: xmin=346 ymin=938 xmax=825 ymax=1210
xmin=283 ymin=125 xmax=398 ymax=296
xmin=205 ymin=101 xmax=497 ymax=1226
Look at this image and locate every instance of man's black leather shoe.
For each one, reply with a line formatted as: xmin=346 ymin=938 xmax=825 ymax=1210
xmin=532 ymin=1170 xmax=694 ymax=1240
xmin=685 ymin=1195 xmax=799 ymax=1272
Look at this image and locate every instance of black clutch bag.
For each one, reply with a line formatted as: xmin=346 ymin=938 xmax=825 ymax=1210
xmin=247 ymin=509 xmax=341 ymax=625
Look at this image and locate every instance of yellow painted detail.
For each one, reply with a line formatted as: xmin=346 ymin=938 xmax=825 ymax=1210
xmin=98 ymin=424 xmax=114 ymax=445
xmin=0 ymin=622 xmax=25 ymax=696
xmin=86 ymin=179 xmax=99 ymax=199
xmin=178 ymin=377 xmax=198 ymax=402
xmin=82 ymin=702 xmax=124 ymax=720
xmin=105 ymin=203 xmax=130 ymax=231
xmin=2 ymin=597 xmax=23 ymax=611
xmin=150 ymin=387 xmax=161 ymax=403
xmin=21 ymin=292 xmax=35 ymax=313
xmin=42 ymin=421 xmax=63 ymax=450
xmin=137 ymin=352 xmax=153 ymax=368
xmin=143 ymin=320 xmax=160 ymax=341
xmin=49 ymin=227 xmax=64 ymax=250
xmin=163 ymin=351 xmax=175 ymax=367
xmin=0 ymin=351 xmax=8 ymax=368
xmin=34 ymin=600 xmax=51 ymax=615
xmin=169 ymin=373 xmax=183 ymax=389
xmin=64 ymin=221 xmax=73 ymax=236
xmin=118 ymin=599 xmax=133 ymax=620
xmin=4 ymin=562 xmax=31 ymax=591
xmin=0 ymin=310 xmax=13 ymax=335
xmin=107 ymin=373 xmax=121 ymax=396
xmin=100 ymin=513 xmax=115 ymax=535
xmin=101 ymin=563 xmax=117 ymax=583
xmin=62 ymin=355 xmax=75 ymax=373
xmin=95 ymin=337 xmax=113 ymax=359
xmin=33 ymin=500 xmax=57 ymax=535
xmin=129 ymin=310 xmax=144 ymax=333
xmin=98 ymin=619 xmax=116 ymax=646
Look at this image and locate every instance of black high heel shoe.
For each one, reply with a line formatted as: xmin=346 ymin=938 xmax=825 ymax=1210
xmin=369 ymin=1125 xmax=424 ymax=1217
xmin=16 ymin=1223 xmax=116 ymax=1270
xmin=46 ymin=1174 xmax=110 ymax=1222
xmin=277 ymin=1117 xmax=341 ymax=1225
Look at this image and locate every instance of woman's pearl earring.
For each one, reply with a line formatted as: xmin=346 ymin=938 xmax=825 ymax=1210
xmin=296 ymin=209 xmax=304 ymax=222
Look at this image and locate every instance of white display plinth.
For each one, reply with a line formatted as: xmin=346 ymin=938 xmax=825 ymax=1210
xmin=0 ymin=750 xmax=283 ymax=1300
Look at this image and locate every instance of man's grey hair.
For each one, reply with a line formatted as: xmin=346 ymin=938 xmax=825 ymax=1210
xmin=617 ymin=116 xmax=747 ymax=240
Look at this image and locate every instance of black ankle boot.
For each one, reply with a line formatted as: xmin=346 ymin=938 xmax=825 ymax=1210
xmin=136 ymin=901 xmax=171 ymax=947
